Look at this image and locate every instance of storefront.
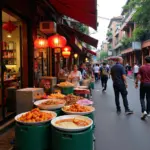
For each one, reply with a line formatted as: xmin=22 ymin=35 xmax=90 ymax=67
xmin=0 ymin=0 xmax=36 ymax=124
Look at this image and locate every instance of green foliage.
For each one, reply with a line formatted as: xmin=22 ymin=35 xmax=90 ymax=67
xmin=108 ymin=44 xmax=112 ymax=50
xmin=107 ymin=30 xmax=112 ymax=37
xmin=123 ymin=0 xmax=139 ymax=11
xmin=120 ymin=37 xmax=132 ymax=48
xmin=123 ymin=0 xmax=150 ymax=29
xmin=132 ymin=26 xmax=147 ymax=41
xmin=100 ymin=51 xmax=108 ymax=60
xmin=73 ymin=23 xmax=89 ymax=34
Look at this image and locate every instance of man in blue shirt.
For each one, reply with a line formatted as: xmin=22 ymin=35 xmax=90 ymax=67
xmin=111 ymin=57 xmax=133 ymax=115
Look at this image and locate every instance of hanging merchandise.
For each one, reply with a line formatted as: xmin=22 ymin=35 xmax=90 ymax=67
xmin=34 ymin=38 xmax=48 ymax=49
xmin=62 ymin=46 xmax=71 ymax=58
xmin=48 ymin=34 xmax=67 ymax=48
xmin=2 ymin=20 xmax=17 ymax=33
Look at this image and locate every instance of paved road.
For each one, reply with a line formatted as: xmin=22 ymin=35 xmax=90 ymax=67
xmin=93 ymin=79 xmax=150 ymax=150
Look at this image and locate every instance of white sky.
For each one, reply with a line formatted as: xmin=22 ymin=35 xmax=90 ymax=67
xmin=90 ymin=0 xmax=127 ymax=51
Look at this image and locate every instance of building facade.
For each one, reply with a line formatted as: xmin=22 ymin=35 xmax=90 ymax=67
xmin=107 ymin=0 xmax=150 ymax=66
xmin=107 ymin=16 xmax=123 ymax=56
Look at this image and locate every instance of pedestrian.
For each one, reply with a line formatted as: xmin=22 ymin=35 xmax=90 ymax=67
xmin=133 ymin=63 xmax=139 ymax=80
xmin=135 ymin=56 xmax=150 ymax=120
xmin=125 ymin=63 xmax=129 ymax=75
xmin=79 ymin=63 xmax=86 ymax=84
xmin=111 ymin=57 xmax=133 ymax=115
xmin=93 ymin=64 xmax=99 ymax=81
xmin=100 ymin=62 xmax=109 ymax=92
xmin=68 ymin=65 xmax=82 ymax=87
xmin=127 ymin=64 xmax=132 ymax=76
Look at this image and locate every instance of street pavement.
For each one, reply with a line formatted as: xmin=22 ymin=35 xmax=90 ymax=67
xmin=93 ymin=79 xmax=150 ymax=150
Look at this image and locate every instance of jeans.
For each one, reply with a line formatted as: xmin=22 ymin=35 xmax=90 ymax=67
xmin=140 ymin=83 xmax=150 ymax=113
xmin=94 ymin=73 xmax=99 ymax=81
xmin=113 ymin=84 xmax=129 ymax=111
xmin=101 ymin=76 xmax=108 ymax=90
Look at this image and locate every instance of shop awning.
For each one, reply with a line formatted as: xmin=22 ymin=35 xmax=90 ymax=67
xmin=58 ymin=24 xmax=98 ymax=48
xmin=57 ymin=25 xmax=82 ymax=53
xmin=49 ymin=0 xmax=97 ymax=30
xmin=83 ymin=47 xmax=97 ymax=56
xmin=121 ymin=48 xmax=133 ymax=54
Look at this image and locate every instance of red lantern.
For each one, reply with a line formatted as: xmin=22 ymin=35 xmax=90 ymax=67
xmin=48 ymin=34 xmax=67 ymax=48
xmin=62 ymin=46 xmax=71 ymax=58
xmin=2 ymin=21 xmax=17 ymax=33
xmin=34 ymin=38 xmax=48 ymax=49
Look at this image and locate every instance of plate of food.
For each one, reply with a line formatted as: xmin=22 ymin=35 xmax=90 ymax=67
xmin=34 ymin=99 xmax=66 ymax=110
xmin=51 ymin=115 xmax=93 ymax=132
xmin=57 ymin=81 xmax=74 ymax=87
xmin=76 ymin=99 xmax=93 ymax=106
xmin=64 ymin=94 xmax=84 ymax=105
xmin=47 ymin=93 xmax=65 ymax=99
xmin=62 ymin=104 xmax=95 ymax=115
xmin=15 ymin=108 xmax=57 ymax=125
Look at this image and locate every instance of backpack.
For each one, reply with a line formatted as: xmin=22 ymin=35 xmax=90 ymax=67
xmin=101 ymin=67 xmax=108 ymax=76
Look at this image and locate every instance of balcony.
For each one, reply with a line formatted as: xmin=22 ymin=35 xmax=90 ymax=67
xmin=120 ymin=9 xmax=136 ymax=31
xmin=115 ymin=42 xmax=122 ymax=50
xmin=108 ymin=44 xmax=112 ymax=51
xmin=106 ymin=30 xmax=113 ymax=42
xmin=107 ymin=35 xmax=113 ymax=42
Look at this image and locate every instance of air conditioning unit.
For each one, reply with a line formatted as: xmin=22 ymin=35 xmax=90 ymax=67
xmin=40 ymin=21 xmax=57 ymax=34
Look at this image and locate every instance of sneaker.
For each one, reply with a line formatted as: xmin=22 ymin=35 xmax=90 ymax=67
xmin=117 ymin=110 xmax=121 ymax=114
xmin=141 ymin=111 xmax=147 ymax=120
xmin=125 ymin=110 xmax=133 ymax=115
xmin=147 ymin=113 xmax=150 ymax=117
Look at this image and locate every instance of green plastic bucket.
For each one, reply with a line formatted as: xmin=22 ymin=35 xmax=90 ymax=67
xmin=51 ymin=126 xmax=93 ymax=150
xmin=53 ymin=108 xmax=63 ymax=116
xmin=61 ymin=87 xmax=74 ymax=95
xmin=15 ymin=122 xmax=51 ymax=150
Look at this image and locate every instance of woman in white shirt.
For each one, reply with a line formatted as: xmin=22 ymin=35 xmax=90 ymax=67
xmin=68 ymin=65 xmax=82 ymax=87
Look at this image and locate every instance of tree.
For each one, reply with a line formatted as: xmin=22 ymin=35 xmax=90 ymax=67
xmin=123 ymin=0 xmax=150 ymax=41
xmin=123 ymin=0 xmax=150 ymax=30
xmin=71 ymin=22 xmax=89 ymax=34
xmin=100 ymin=51 xmax=108 ymax=61
xmin=120 ymin=37 xmax=132 ymax=48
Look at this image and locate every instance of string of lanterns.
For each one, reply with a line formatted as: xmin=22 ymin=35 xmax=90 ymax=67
xmin=34 ymin=34 xmax=71 ymax=58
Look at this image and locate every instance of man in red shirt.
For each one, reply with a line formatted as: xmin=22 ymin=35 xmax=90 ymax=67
xmin=135 ymin=56 xmax=150 ymax=120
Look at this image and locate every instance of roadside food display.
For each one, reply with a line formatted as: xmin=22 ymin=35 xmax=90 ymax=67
xmin=57 ymin=81 xmax=74 ymax=95
xmin=15 ymin=108 xmax=57 ymax=150
xmin=15 ymin=85 xmax=95 ymax=150
xmin=34 ymin=99 xmax=66 ymax=110
xmin=62 ymin=104 xmax=95 ymax=115
xmin=51 ymin=115 xmax=94 ymax=150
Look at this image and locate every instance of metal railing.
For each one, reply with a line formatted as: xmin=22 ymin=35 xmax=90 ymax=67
xmin=121 ymin=9 xmax=136 ymax=25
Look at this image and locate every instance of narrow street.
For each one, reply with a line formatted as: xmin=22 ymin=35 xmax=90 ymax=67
xmin=94 ymin=79 xmax=150 ymax=150
xmin=1 ymin=79 xmax=150 ymax=150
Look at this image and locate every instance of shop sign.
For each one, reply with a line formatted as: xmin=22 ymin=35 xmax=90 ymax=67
xmin=132 ymin=42 xmax=141 ymax=51
xmin=108 ymin=51 xmax=112 ymax=56
xmin=75 ymin=38 xmax=82 ymax=50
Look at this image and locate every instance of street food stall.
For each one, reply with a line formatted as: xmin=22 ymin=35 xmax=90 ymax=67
xmin=15 ymin=81 xmax=95 ymax=150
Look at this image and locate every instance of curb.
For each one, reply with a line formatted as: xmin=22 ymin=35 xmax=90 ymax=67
xmin=0 ymin=119 xmax=15 ymax=135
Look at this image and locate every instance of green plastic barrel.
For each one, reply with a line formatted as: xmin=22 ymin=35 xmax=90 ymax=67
xmin=53 ymin=108 xmax=63 ymax=116
xmin=61 ymin=87 xmax=74 ymax=95
xmin=51 ymin=126 xmax=93 ymax=150
xmin=15 ymin=122 xmax=51 ymax=150
xmin=84 ymin=113 xmax=94 ymax=121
